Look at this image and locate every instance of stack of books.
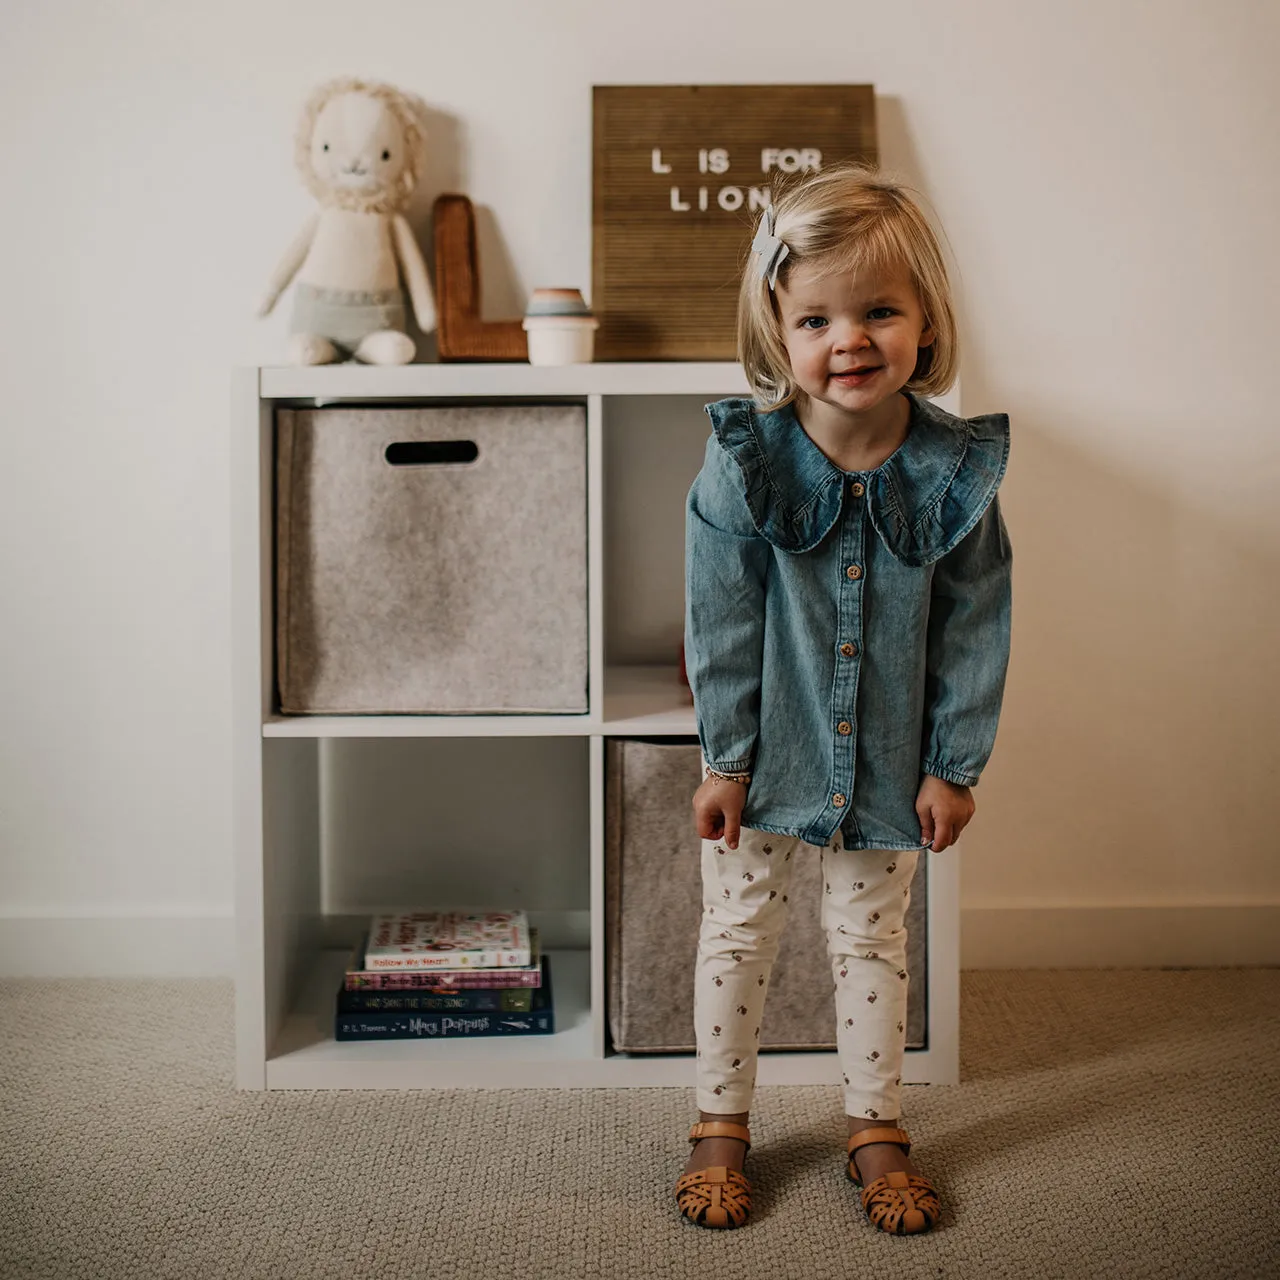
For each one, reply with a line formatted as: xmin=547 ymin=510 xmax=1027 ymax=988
xmin=335 ymin=909 xmax=554 ymax=1041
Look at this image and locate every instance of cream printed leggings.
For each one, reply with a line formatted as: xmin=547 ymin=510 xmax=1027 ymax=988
xmin=695 ymin=824 xmax=921 ymax=1120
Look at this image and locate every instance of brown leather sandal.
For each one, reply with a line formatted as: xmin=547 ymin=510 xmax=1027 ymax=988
xmin=846 ymin=1126 xmax=940 ymax=1235
xmin=674 ymin=1121 xmax=752 ymax=1229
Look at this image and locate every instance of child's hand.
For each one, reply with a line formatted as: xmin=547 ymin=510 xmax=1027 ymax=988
xmin=692 ymin=776 xmax=748 ymax=849
xmin=915 ymin=774 xmax=975 ymax=851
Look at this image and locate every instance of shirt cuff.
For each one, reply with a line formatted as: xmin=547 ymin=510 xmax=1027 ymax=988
xmin=705 ymin=756 xmax=754 ymax=775
xmin=921 ymin=759 xmax=980 ymax=787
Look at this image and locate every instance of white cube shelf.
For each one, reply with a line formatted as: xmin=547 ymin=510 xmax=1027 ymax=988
xmin=231 ymin=364 xmax=961 ymax=1090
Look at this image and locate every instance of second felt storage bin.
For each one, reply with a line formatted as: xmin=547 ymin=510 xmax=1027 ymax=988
xmin=275 ymin=404 xmax=588 ymax=715
xmin=605 ymin=739 xmax=927 ymax=1053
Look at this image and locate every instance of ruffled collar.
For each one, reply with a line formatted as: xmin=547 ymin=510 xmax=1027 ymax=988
xmin=703 ymin=390 xmax=1009 ymax=567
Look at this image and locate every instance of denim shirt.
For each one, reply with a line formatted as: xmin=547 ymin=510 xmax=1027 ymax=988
xmin=684 ymin=389 xmax=1013 ymax=852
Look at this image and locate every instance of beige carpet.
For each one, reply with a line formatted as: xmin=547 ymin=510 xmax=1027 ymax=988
xmin=2 ymin=969 xmax=1277 ymax=1280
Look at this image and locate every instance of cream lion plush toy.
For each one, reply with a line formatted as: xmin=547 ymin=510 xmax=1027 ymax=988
xmin=257 ymin=77 xmax=436 ymax=365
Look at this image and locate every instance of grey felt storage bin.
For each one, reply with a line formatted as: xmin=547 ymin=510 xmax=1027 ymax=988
xmin=605 ymin=739 xmax=927 ymax=1053
xmin=276 ymin=404 xmax=588 ymax=715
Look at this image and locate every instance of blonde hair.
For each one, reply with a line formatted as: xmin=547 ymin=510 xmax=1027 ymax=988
xmin=738 ymin=161 xmax=959 ymax=409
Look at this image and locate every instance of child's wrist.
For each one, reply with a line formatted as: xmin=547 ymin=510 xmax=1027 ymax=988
xmin=705 ymin=764 xmax=751 ymax=786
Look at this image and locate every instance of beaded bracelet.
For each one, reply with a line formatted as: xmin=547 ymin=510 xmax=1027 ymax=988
xmin=705 ymin=764 xmax=751 ymax=786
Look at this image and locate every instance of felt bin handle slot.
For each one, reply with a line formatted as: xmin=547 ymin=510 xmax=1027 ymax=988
xmin=384 ymin=440 xmax=479 ymax=467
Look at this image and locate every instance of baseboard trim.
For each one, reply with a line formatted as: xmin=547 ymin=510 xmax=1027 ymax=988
xmin=0 ymin=905 xmax=1275 ymax=977
xmin=0 ymin=908 xmax=590 ymax=978
xmin=961 ymin=904 xmax=1280 ymax=968
xmin=0 ymin=911 xmax=235 ymax=978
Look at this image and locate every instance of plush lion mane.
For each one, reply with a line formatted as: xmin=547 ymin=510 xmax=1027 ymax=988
xmin=295 ymin=76 xmax=423 ymax=214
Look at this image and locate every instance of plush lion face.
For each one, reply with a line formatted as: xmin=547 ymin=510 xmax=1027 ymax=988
xmin=296 ymin=77 xmax=423 ymax=214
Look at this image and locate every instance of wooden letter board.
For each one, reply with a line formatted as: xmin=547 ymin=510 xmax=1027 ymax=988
xmin=592 ymin=85 xmax=878 ymax=361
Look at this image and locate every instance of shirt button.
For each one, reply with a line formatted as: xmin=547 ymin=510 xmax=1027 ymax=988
xmin=846 ymin=564 xmax=863 ymax=580
xmin=840 ymin=642 xmax=857 ymax=657
xmin=837 ymin=721 xmax=852 ymax=735
xmin=849 ymin=481 xmax=865 ymax=497
xmin=832 ymin=793 xmax=847 ymax=808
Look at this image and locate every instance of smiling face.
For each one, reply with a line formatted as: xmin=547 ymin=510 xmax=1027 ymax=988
xmin=775 ymin=259 xmax=935 ymax=430
xmin=309 ymin=91 xmax=409 ymax=196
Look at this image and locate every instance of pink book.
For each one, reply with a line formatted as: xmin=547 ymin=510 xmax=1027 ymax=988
xmin=344 ymin=930 xmax=544 ymax=990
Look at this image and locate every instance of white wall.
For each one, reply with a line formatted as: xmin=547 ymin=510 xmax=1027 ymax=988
xmin=1 ymin=0 xmax=1276 ymax=974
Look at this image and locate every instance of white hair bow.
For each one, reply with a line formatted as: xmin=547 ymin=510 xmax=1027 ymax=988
xmin=751 ymin=207 xmax=790 ymax=290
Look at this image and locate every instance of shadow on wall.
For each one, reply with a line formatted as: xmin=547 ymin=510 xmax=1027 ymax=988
xmin=959 ymin=392 xmax=1278 ymax=907
xmin=326 ymin=88 xmax=1275 ymax=912
xmin=400 ymin=96 xmax=526 ymax=360
xmin=875 ymin=95 xmax=1275 ymax=907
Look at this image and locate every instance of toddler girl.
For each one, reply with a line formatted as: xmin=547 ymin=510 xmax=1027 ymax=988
xmin=674 ymin=162 xmax=1012 ymax=1234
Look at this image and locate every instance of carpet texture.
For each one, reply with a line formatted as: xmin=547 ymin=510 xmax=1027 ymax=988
xmin=2 ymin=969 xmax=1277 ymax=1279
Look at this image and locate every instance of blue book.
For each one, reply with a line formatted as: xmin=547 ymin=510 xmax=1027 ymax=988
xmin=335 ymin=956 xmax=554 ymax=1040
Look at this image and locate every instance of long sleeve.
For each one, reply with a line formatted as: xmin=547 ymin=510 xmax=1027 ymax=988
xmin=920 ymin=492 xmax=1013 ymax=787
xmin=684 ymin=436 xmax=770 ymax=775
